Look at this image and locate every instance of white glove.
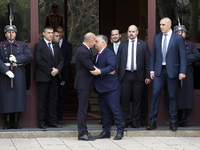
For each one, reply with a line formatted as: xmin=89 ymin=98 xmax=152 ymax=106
xmin=5 ymin=71 xmax=14 ymax=78
xmin=9 ymin=54 xmax=17 ymax=62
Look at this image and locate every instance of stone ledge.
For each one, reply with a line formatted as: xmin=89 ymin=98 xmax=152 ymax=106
xmin=0 ymin=129 xmax=200 ymax=139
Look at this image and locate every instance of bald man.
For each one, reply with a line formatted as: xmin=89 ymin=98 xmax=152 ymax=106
xmin=147 ymin=17 xmax=187 ymax=131
xmin=116 ymin=25 xmax=151 ymax=128
xmin=74 ymin=32 xmax=96 ymax=141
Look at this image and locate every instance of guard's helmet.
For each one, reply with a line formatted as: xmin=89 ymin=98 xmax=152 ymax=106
xmin=4 ymin=25 xmax=17 ymax=33
xmin=174 ymin=25 xmax=186 ymax=33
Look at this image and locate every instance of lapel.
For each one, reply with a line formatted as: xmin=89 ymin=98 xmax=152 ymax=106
xmin=42 ymin=39 xmax=54 ymax=61
xmin=157 ymin=33 xmax=162 ymax=57
xmin=123 ymin=40 xmax=129 ymax=67
xmin=166 ymin=31 xmax=175 ymax=55
xmin=95 ymin=48 xmax=106 ymax=65
xmin=136 ymin=39 xmax=141 ymax=60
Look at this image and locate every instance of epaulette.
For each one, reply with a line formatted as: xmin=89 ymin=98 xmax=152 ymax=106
xmin=0 ymin=41 xmax=2 ymax=43
xmin=187 ymin=40 xmax=195 ymax=43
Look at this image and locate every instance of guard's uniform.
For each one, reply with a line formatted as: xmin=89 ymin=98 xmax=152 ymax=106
xmin=0 ymin=40 xmax=33 ymax=113
xmin=45 ymin=14 xmax=63 ymax=30
xmin=178 ymin=40 xmax=200 ymax=109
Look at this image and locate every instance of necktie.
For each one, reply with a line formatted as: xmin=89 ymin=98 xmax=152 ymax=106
xmin=115 ymin=43 xmax=118 ymax=55
xmin=162 ymin=34 xmax=167 ymax=62
xmin=48 ymin=42 xmax=54 ymax=59
xmin=97 ymin=52 xmax=100 ymax=59
xmin=131 ymin=40 xmax=135 ymax=72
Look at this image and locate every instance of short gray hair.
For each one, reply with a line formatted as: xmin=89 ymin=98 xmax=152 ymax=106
xmin=96 ymin=35 xmax=108 ymax=45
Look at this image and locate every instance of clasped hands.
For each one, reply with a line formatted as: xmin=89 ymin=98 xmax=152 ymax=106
xmin=51 ymin=67 xmax=59 ymax=76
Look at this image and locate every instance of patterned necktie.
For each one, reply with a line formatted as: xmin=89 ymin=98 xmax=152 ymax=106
xmin=131 ymin=40 xmax=135 ymax=72
xmin=162 ymin=34 xmax=167 ymax=62
xmin=48 ymin=42 xmax=54 ymax=59
xmin=115 ymin=43 xmax=118 ymax=55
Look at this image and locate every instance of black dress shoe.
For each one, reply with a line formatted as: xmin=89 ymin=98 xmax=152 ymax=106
xmin=180 ymin=120 xmax=188 ymax=127
xmin=78 ymin=134 xmax=95 ymax=141
xmin=57 ymin=118 xmax=64 ymax=124
xmin=146 ymin=121 xmax=157 ymax=130
xmin=48 ymin=123 xmax=63 ymax=128
xmin=170 ymin=123 xmax=177 ymax=131
xmin=38 ymin=124 xmax=46 ymax=129
xmin=114 ymin=132 xmax=123 ymax=140
xmin=95 ymin=132 xmax=110 ymax=139
xmin=3 ymin=121 xmax=12 ymax=129
xmin=131 ymin=122 xmax=139 ymax=128
xmin=13 ymin=122 xmax=21 ymax=129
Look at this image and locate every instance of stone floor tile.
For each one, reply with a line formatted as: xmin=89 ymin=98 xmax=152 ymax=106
xmin=36 ymin=138 xmax=64 ymax=145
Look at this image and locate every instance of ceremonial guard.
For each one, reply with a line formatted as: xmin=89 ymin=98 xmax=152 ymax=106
xmin=0 ymin=25 xmax=33 ymax=129
xmin=174 ymin=25 xmax=200 ymax=127
xmin=45 ymin=4 xmax=63 ymax=31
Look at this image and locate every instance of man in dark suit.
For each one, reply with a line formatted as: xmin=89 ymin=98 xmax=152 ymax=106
xmin=107 ymin=28 xmax=121 ymax=55
xmin=147 ymin=17 xmax=187 ymax=131
xmin=90 ymin=35 xmax=124 ymax=140
xmin=56 ymin=26 xmax=72 ymax=124
xmin=116 ymin=25 xmax=151 ymax=128
xmin=34 ymin=26 xmax=64 ymax=129
xmin=74 ymin=32 xmax=96 ymax=141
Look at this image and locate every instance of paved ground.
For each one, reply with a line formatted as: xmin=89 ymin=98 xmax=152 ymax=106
xmin=0 ymin=137 xmax=200 ymax=150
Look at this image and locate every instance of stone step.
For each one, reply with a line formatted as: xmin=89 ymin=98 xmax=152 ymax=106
xmin=0 ymin=122 xmax=200 ymax=138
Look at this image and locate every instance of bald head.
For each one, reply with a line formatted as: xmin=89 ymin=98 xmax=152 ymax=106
xmin=160 ymin=17 xmax=172 ymax=33
xmin=84 ymin=32 xmax=96 ymax=48
xmin=127 ymin=25 xmax=139 ymax=40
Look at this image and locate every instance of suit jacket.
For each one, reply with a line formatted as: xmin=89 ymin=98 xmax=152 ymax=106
xmin=116 ymin=39 xmax=151 ymax=82
xmin=34 ymin=39 xmax=64 ymax=82
xmin=150 ymin=31 xmax=187 ymax=78
xmin=60 ymin=40 xmax=72 ymax=81
xmin=74 ymin=43 xmax=95 ymax=90
xmin=94 ymin=47 xmax=120 ymax=93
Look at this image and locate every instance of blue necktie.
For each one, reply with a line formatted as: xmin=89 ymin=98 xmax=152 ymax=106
xmin=115 ymin=43 xmax=118 ymax=55
xmin=131 ymin=40 xmax=135 ymax=72
xmin=162 ymin=34 xmax=167 ymax=62
xmin=48 ymin=42 xmax=54 ymax=59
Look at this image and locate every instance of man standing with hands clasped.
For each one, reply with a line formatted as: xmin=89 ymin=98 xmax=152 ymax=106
xmin=147 ymin=17 xmax=187 ymax=131
xmin=34 ymin=26 xmax=64 ymax=129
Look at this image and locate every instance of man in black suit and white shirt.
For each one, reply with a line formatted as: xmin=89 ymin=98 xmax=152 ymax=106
xmin=74 ymin=32 xmax=96 ymax=141
xmin=116 ymin=25 xmax=151 ymax=128
xmin=34 ymin=26 xmax=64 ymax=129
xmin=107 ymin=28 xmax=121 ymax=55
xmin=56 ymin=26 xmax=72 ymax=124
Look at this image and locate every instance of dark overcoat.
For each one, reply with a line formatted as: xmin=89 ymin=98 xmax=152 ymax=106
xmin=178 ymin=41 xmax=200 ymax=109
xmin=0 ymin=40 xmax=33 ymax=113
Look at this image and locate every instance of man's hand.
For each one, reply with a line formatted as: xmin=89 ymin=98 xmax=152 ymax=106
xmin=90 ymin=66 xmax=101 ymax=75
xmin=51 ymin=67 xmax=59 ymax=76
xmin=60 ymin=81 xmax=65 ymax=85
xmin=108 ymin=70 xmax=115 ymax=75
xmin=9 ymin=54 xmax=17 ymax=62
xmin=150 ymin=72 xmax=154 ymax=80
xmin=145 ymin=79 xmax=151 ymax=85
xmin=179 ymin=73 xmax=186 ymax=80
xmin=5 ymin=70 xmax=14 ymax=78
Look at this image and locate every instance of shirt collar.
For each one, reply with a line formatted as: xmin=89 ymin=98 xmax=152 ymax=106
xmin=128 ymin=37 xmax=137 ymax=43
xmin=44 ymin=38 xmax=52 ymax=45
xmin=163 ymin=29 xmax=172 ymax=36
xmin=98 ymin=47 xmax=106 ymax=54
xmin=83 ymin=42 xmax=90 ymax=50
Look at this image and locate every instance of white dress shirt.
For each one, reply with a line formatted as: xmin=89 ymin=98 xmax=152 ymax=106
xmin=59 ymin=38 xmax=63 ymax=48
xmin=126 ymin=38 xmax=137 ymax=71
xmin=161 ymin=29 xmax=172 ymax=65
xmin=113 ymin=41 xmax=121 ymax=55
xmin=44 ymin=38 xmax=54 ymax=55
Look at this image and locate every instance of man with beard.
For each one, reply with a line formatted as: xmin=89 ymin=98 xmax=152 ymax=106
xmin=107 ymin=28 xmax=121 ymax=55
